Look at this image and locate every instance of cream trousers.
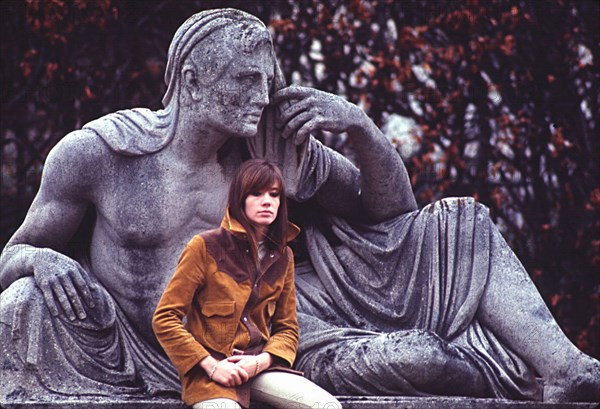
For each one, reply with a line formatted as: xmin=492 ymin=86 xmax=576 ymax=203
xmin=192 ymin=371 xmax=342 ymax=409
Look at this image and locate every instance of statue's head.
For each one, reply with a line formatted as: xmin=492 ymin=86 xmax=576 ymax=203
xmin=163 ymin=9 xmax=276 ymax=138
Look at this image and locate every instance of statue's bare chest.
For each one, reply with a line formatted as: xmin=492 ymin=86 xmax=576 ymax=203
xmin=96 ymin=158 xmax=230 ymax=247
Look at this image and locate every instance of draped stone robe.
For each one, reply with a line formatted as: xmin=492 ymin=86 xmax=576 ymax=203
xmin=290 ymin=140 xmax=540 ymax=400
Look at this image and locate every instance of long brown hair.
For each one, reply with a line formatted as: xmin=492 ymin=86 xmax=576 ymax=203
xmin=227 ymin=159 xmax=288 ymax=260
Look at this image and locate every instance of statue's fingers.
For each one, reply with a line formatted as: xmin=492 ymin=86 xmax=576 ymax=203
xmin=295 ymin=117 xmax=322 ymax=145
xmin=61 ymin=273 xmax=87 ymax=320
xmin=36 ymin=275 xmax=60 ymax=317
xmin=278 ymin=97 xmax=314 ymax=125
xmin=52 ymin=280 xmax=76 ymax=321
xmin=73 ymin=265 xmax=95 ymax=308
xmin=282 ymin=111 xmax=314 ymax=140
xmin=272 ymin=86 xmax=312 ymax=104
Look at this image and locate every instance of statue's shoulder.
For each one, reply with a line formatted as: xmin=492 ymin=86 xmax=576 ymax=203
xmin=81 ymin=107 xmax=173 ymax=157
xmin=30 ymin=129 xmax=113 ymax=202
xmin=47 ymin=105 xmax=170 ymax=172
xmin=46 ymin=127 xmax=113 ymax=171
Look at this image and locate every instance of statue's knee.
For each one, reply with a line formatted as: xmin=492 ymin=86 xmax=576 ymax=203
xmin=0 ymin=277 xmax=42 ymax=320
xmin=1 ymin=276 xmax=41 ymax=299
xmin=388 ymin=330 xmax=449 ymax=378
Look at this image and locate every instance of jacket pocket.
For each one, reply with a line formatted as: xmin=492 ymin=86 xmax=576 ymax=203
xmin=202 ymin=301 xmax=235 ymax=317
xmin=200 ymin=301 xmax=236 ymax=348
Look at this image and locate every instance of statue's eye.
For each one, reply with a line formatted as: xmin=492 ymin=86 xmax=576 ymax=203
xmin=238 ymin=73 xmax=258 ymax=83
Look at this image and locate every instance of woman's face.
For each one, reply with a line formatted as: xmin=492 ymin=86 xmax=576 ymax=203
xmin=244 ymin=184 xmax=280 ymax=229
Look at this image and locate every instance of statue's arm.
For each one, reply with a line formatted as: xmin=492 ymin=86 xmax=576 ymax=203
xmin=0 ymin=131 xmax=98 ymax=320
xmin=273 ymin=86 xmax=417 ymax=222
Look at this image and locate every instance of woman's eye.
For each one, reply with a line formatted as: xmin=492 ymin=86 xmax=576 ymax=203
xmin=269 ymin=191 xmax=280 ymax=198
xmin=249 ymin=191 xmax=261 ymax=197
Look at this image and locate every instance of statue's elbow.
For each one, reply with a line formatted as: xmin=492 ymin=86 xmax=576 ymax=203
xmin=364 ymin=201 xmax=417 ymax=224
xmin=0 ymin=246 xmax=18 ymax=291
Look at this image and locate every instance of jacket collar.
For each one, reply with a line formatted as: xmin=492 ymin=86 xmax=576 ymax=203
xmin=221 ymin=208 xmax=300 ymax=243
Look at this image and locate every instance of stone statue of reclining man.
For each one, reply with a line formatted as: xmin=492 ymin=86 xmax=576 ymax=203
xmin=1 ymin=8 xmax=599 ymax=404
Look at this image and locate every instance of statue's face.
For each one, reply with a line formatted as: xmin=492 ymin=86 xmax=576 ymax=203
xmin=200 ymin=43 xmax=274 ymax=138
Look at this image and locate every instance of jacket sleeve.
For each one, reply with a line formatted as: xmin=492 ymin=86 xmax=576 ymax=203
xmin=152 ymin=236 xmax=210 ymax=376
xmin=262 ymin=248 xmax=299 ymax=367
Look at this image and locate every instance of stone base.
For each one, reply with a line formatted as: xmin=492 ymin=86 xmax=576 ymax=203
xmin=1 ymin=396 xmax=597 ymax=409
xmin=337 ymin=396 xmax=598 ymax=408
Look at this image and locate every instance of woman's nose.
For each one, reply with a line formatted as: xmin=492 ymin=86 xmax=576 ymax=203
xmin=262 ymin=194 xmax=272 ymax=206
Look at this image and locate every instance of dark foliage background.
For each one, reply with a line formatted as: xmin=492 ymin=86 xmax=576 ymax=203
xmin=1 ymin=0 xmax=599 ymax=357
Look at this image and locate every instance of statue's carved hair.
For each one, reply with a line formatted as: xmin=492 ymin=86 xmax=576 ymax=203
xmin=163 ymin=9 xmax=273 ymax=106
xmin=186 ymin=22 xmax=272 ymax=87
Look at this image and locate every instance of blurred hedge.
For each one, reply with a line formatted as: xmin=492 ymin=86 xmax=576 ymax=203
xmin=1 ymin=0 xmax=598 ymax=358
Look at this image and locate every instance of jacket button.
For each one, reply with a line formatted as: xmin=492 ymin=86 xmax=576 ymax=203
xmin=269 ymin=253 xmax=274 ymax=258
xmin=243 ymin=317 xmax=248 ymax=322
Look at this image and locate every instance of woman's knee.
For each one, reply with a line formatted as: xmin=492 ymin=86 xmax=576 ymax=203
xmin=192 ymin=398 xmax=241 ymax=409
xmin=252 ymin=371 xmax=341 ymax=409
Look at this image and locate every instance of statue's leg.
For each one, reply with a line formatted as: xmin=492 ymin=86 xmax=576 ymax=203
xmin=1 ymin=277 xmax=48 ymax=401
xmin=0 ymin=276 xmax=139 ymax=400
xmin=297 ymin=329 xmax=490 ymax=397
xmin=476 ymin=227 xmax=600 ymax=402
xmin=0 ymin=276 xmax=178 ymax=402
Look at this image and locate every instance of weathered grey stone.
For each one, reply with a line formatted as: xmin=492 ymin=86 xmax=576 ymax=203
xmin=336 ymin=396 xmax=598 ymax=409
xmin=0 ymin=397 xmax=597 ymax=409
xmin=1 ymin=7 xmax=599 ymax=408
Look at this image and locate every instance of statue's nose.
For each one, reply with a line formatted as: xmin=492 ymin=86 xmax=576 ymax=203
xmin=251 ymin=78 xmax=270 ymax=107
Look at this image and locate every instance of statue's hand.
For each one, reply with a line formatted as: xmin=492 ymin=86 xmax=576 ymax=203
xmin=273 ymin=86 xmax=367 ymax=145
xmin=32 ymin=248 xmax=95 ymax=321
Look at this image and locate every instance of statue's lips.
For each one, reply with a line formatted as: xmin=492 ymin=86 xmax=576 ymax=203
xmin=244 ymin=112 xmax=262 ymax=122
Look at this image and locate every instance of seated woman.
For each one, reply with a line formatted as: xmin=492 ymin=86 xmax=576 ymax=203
xmin=152 ymin=159 xmax=341 ymax=409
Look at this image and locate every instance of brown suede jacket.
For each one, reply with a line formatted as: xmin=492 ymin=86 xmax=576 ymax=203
xmin=152 ymin=210 xmax=300 ymax=407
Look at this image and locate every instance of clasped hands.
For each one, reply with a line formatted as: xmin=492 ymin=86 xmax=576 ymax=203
xmin=200 ymin=352 xmax=272 ymax=387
